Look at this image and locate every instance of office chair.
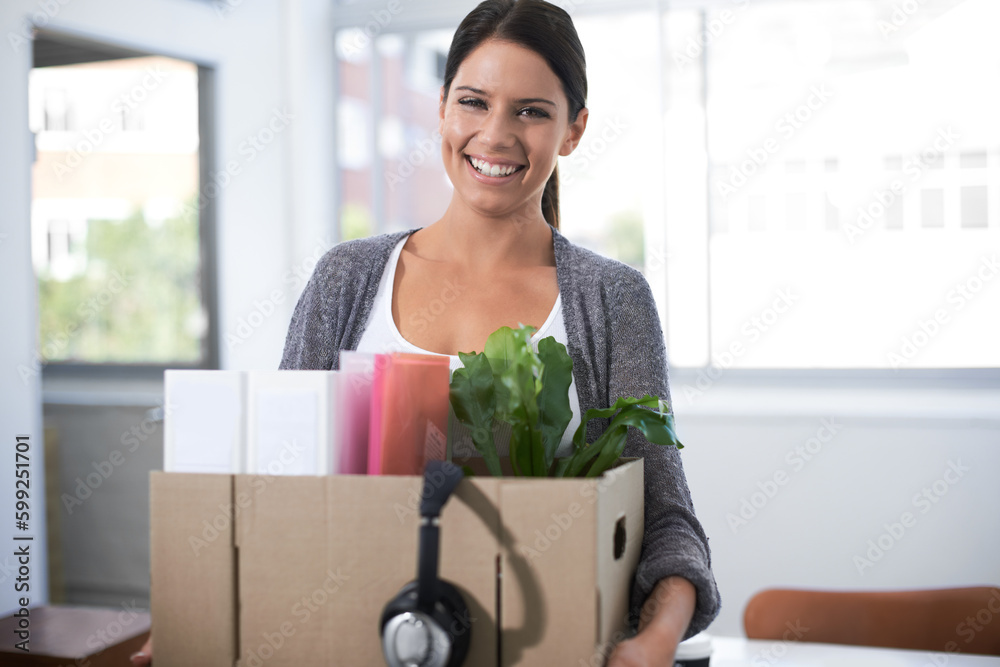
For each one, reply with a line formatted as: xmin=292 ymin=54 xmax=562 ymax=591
xmin=743 ymin=586 xmax=1000 ymax=656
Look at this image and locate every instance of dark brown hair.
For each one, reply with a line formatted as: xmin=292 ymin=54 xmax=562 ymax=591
xmin=443 ymin=0 xmax=588 ymax=229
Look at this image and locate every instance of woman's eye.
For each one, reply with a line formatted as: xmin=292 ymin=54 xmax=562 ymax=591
xmin=518 ymin=107 xmax=551 ymax=119
xmin=458 ymin=97 xmax=487 ymax=109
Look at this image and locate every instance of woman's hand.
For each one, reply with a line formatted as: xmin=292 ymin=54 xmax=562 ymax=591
xmin=607 ymin=576 xmax=696 ymax=666
xmin=606 ymin=631 xmax=679 ymax=666
xmin=130 ymin=634 xmax=152 ymax=665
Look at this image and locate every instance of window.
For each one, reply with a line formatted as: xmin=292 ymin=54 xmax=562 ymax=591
xmin=332 ymin=0 xmax=1000 ymax=370
xmin=696 ymin=0 xmax=999 ymax=369
xmin=30 ymin=32 xmax=216 ymax=368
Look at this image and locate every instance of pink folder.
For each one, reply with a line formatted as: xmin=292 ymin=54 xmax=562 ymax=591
xmin=339 ymin=352 xmax=376 ymax=475
xmin=368 ymin=352 xmax=450 ymax=476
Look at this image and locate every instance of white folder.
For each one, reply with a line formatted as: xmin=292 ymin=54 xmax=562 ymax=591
xmin=246 ymin=370 xmax=339 ymax=476
xmin=164 ymin=370 xmax=245 ymax=474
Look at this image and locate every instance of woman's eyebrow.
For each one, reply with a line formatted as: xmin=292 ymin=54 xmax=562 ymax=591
xmin=455 ymin=85 xmax=488 ymax=96
xmin=517 ymin=97 xmax=557 ymax=107
xmin=454 ymin=85 xmax=556 ymax=107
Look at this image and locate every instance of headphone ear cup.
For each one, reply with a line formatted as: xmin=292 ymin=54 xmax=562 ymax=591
xmin=380 ymin=580 xmax=471 ymax=667
xmin=434 ymin=580 xmax=471 ymax=667
xmin=380 ymin=580 xmax=420 ymax=634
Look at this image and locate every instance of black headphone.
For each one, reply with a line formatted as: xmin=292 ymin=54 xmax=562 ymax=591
xmin=380 ymin=460 xmax=471 ymax=667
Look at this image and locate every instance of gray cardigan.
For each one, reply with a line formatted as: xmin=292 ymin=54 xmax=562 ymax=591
xmin=279 ymin=226 xmax=721 ymax=637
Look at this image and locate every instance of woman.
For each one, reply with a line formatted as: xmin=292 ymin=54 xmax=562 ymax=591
xmin=132 ymin=1 xmax=719 ymax=664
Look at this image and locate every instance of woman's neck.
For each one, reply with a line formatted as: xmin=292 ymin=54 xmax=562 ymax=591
xmin=418 ymin=199 xmax=556 ymax=272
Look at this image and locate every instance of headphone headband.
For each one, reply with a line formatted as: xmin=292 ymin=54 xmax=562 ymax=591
xmin=417 ymin=461 xmax=464 ymax=611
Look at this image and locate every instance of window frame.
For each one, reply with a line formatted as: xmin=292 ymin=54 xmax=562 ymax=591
xmin=33 ymin=29 xmax=220 ymax=380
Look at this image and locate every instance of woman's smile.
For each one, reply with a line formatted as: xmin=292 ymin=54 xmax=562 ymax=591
xmin=464 ymin=153 xmax=527 ymax=181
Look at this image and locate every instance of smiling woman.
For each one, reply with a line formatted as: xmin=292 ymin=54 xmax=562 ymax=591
xmin=278 ymin=1 xmax=721 ymax=666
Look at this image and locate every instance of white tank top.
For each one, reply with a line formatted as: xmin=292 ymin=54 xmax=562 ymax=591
xmin=356 ymin=236 xmax=582 ymax=459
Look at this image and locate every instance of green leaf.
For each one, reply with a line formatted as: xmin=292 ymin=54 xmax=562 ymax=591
xmin=500 ymin=326 xmax=542 ymax=476
xmin=449 ymin=351 xmax=502 ymax=477
xmin=606 ymin=404 xmax=681 ymax=448
xmin=571 ymin=395 xmax=666 ymax=451
xmin=535 ymin=336 xmax=574 ymax=472
xmin=484 ymin=326 xmax=518 ymax=420
xmin=586 ymin=425 xmax=629 ymax=477
xmin=561 ymin=422 xmax=622 ymax=478
xmin=588 ymin=404 xmax=682 ymax=477
xmin=563 ymin=395 xmax=681 ymax=478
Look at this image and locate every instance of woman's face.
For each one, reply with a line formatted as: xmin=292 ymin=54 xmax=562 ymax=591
xmin=439 ymin=39 xmax=588 ymax=221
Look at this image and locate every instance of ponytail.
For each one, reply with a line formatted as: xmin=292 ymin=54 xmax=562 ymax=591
xmin=542 ymin=165 xmax=560 ymax=229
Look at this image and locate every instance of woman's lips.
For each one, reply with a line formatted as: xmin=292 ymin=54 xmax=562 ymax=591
xmin=465 ymin=155 xmax=526 ymax=180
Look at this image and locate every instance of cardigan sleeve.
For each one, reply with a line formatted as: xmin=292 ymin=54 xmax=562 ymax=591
xmin=609 ymin=268 xmax=721 ymax=638
xmin=278 ymin=241 xmax=368 ymax=371
xmin=279 ymin=268 xmax=335 ymax=370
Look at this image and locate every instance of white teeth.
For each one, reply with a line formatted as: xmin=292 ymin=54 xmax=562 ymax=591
xmin=469 ymin=157 xmax=520 ymax=177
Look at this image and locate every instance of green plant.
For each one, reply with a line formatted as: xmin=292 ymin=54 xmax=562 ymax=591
xmin=449 ymin=324 xmax=683 ymax=477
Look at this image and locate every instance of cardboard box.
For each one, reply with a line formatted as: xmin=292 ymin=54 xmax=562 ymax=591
xmin=150 ymin=459 xmax=643 ymax=666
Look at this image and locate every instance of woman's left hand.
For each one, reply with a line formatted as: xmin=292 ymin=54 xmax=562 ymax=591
xmin=605 ymin=575 xmax=695 ymax=666
xmin=605 ymin=631 xmax=678 ymax=666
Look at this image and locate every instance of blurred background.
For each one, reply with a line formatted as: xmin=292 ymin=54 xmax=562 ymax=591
xmin=0 ymin=0 xmax=997 ymax=637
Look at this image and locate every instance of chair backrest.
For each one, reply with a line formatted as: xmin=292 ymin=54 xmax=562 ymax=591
xmin=743 ymin=587 xmax=1000 ymax=656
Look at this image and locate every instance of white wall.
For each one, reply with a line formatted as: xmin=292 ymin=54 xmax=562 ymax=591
xmin=677 ymin=378 xmax=1000 ymax=637
xmin=0 ymin=0 xmax=335 ymax=615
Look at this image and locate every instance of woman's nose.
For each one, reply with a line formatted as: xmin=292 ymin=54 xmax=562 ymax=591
xmin=478 ymin=110 xmax=517 ymax=149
